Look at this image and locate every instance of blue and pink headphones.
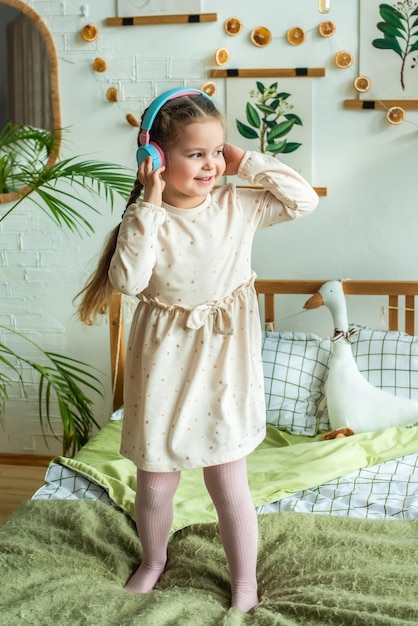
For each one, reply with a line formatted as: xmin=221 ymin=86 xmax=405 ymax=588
xmin=136 ymin=87 xmax=215 ymax=171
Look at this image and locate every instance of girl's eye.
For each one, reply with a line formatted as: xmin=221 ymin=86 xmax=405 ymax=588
xmin=214 ymin=149 xmax=224 ymax=157
xmin=189 ymin=152 xmax=202 ymax=159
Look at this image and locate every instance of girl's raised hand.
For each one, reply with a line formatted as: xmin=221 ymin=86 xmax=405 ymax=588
xmin=138 ymin=156 xmax=166 ymax=206
xmin=223 ymin=143 xmax=245 ymax=177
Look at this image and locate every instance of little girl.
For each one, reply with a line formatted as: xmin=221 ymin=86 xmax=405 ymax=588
xmin=77 ymin=88 xmax=318 ymax=612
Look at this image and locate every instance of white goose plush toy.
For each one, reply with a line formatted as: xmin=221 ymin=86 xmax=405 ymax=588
xmin=304 ymin=280 xmax=418 ymax=437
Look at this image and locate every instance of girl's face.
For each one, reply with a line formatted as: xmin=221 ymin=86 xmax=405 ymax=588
xmin=162 ymin=119 xmax=226 ymax=209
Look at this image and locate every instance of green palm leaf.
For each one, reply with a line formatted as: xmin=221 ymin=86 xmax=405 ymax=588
xmin=0 ymin=327 xmax=103 ymax=456
xmin=1 ymin=125 xmax=134 ymax=234
xmin=0 ymin=124 xmax=132 ymax=455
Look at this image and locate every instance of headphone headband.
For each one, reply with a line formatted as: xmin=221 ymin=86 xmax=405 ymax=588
xmin=139 ymin=87 xmax=214 ymax=146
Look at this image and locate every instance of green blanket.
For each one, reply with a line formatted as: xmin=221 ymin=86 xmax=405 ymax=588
xmin=0 ymin=500 xmax=417 ymax=625
xmin=55 ymin=421 xmax=418 ymax=531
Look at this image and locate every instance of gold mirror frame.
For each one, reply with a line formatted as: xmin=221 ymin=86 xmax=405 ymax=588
xmin=0 ymin=0 xmax=62 ymax=203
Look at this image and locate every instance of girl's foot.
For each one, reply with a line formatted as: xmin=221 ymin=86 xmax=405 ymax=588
xmin=231 ymin=588 xmax=259 ymax=613
xmin=124 ymin=561 xmax=166 ymax=594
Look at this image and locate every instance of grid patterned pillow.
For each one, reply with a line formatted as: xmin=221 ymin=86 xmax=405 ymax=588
xmin=351 ymin=325 xmax=418 ymax=395
xmin=261 ymin=331 xmax=332 ymax=436
xmin=319 ymin=325 xmax=418 ymax=431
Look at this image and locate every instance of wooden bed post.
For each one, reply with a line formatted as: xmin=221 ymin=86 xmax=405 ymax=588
xmin=405 ymin=295 xmax=415 ymax=336
xmin=388 ymin=295 xmax=399 ymax=332
xmin=109 ymin=293 xmax=125 ymax=411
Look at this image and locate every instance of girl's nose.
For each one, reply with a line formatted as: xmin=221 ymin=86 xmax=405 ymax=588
xmin=203 ymin=155 xmax=215 ymax=169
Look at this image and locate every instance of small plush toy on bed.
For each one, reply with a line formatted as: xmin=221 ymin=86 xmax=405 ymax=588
xmin=304 ymin=281 xmax=418 ymax=439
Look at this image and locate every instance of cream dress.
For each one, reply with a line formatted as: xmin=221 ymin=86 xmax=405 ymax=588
xmin=109 ymin=151 xmax=318 ymax=472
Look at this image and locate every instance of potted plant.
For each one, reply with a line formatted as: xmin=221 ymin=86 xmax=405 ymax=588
xmin=0 ymin=123 xmax=134 ymax=456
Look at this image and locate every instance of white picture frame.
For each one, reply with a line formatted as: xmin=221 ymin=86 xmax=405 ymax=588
xmin=359 ymin=0 xmax=418 ymax=99
xmin=225 ymin=77 xmax=313 ymax=182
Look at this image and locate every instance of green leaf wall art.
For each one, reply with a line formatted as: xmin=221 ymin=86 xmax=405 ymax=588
xmin=236 ymin=81 xmax=303 ymax=155
xmin=372 ymin=1 xmax=418 ymax=90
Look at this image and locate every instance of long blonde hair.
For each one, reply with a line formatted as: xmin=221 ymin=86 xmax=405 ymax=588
xmin=75 ymin=93 xmax=221 ymax=325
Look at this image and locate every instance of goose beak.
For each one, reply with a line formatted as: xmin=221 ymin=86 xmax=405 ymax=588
xmin=304 ymin=292 xmax=324 ymax=310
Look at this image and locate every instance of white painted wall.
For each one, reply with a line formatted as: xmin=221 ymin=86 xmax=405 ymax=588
xmin=1 ymin=0 xmax=417 ymax=454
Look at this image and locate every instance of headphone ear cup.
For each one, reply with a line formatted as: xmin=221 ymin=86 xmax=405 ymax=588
xmin=136 ymin=142 xmax=165 ymax=170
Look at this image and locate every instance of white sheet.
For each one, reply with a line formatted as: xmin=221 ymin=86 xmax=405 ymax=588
xmin=33 ymin=453 xmax=418 ymax=520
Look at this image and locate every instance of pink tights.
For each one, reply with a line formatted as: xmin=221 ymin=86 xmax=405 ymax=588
xmin=124 ymin=458 xmax=259 ymax=613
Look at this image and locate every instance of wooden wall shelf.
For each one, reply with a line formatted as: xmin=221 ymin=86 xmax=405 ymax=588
xmin=240 ymin=186 xmax=327 ymax=196
xmin=105 ymin=13 xmax=218 ymax=26
xmin=210 ymin=68 xmax=326 ymax=78
xmin=344 ymin=99 xmax=418 ymax=110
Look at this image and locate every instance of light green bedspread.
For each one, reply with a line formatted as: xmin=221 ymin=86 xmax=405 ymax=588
xmin=55 ymin=421 xmax=418 ymax=531
xmin=1 ymin=499 xmax=417 ymax=625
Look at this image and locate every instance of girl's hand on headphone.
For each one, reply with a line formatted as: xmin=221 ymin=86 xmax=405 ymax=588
xmin=223 ymin=143 xmax=245 ymax=177
xmin=138 ymin=157 xmax=166 ymax=206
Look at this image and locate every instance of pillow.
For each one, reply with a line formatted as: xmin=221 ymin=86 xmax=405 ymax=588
xmin=111 ymin=407 xmax=124 ymax=421
xmin=350 ymin=325 xmax=418 ymax=396
xmin=261 ymin=331 xmax=332 ymax=436
xmin=319 ymin=325 xmax=418 ymax=431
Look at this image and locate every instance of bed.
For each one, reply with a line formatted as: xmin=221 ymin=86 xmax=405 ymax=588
xmin=2 ymin=279 xmax=418 ymax=625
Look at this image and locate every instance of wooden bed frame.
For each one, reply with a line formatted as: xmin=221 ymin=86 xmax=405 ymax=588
xmin=108 ymin=279 xmax=418 ymax=411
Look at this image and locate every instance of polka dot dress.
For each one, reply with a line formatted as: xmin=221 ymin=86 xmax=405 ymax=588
xmin=109 ymin=151 xmax=318 ymax=471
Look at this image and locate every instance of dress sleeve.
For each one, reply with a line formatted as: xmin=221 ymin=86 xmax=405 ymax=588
xmin=235 ymin=151 xmax=319 ymax=229
xmin=108 ymin=202 xmax=166 ymax=295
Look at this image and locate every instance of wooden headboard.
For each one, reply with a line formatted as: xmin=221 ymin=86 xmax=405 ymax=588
xmin=108 ymin=279 xmax=418 ymax=411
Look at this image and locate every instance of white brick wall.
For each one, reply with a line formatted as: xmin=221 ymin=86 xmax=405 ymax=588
xmin=1 ymin=0 xmax=417 ymax=455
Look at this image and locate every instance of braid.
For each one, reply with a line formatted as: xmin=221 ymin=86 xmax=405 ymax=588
xmin=122 ymin=178 xmax=144 ymax=218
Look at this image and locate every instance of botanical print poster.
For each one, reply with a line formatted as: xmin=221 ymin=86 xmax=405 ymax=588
xmin=225 ymin=78 xmax=313 ymax=182
xmin=359 ymin=0 xmax=418 ymax=99
xmin=117 ymin=1 xmax=202 ymax=17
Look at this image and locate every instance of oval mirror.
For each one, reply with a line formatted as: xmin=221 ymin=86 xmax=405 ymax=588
xmin=0 ymin=0 xmax=61 ymax=203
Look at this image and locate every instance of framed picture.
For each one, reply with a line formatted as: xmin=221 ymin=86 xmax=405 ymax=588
xmin=225 ymin=77 xmax=313 ymax=181
xmin=359 ymin=0 xmax=418 ymax=98
xmin=117 ymin=1 xmax=202 ymax=17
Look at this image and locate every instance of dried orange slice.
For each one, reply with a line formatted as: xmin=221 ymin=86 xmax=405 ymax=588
xmin=81 ymin=24 xmax=99 ymax=42
xmin=106 ymin=87 xmax=119 ymax=102
xmin=287 ymin=27 xmax=305 ymax=46
xmin=201 ymin=81 xmax=217 ymax=96
xmin=215 ymin=47 xmax=230 ymax=65
xmin=386 ymin=106 xmax=405 ymax=125
xmin=126 ymin=113 xmax=140 ymax=127
xmin=318 ymin=21 xmax=336 ymax=37
xmin=353 ymin=76 xmax=371 ymax=93
xmin=334 ymin=51 xmax=353 ymax=69
xmin=93 ymin=57 xmax=107 ymax=72
xmin=224 ymin=17 xmax=243 ymax=36
xmin=250 ymin=26 xmax=272 ymax=47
